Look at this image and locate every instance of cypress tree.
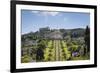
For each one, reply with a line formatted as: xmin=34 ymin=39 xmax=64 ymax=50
xmin=84 ymin=26 xmax=90 ymax=53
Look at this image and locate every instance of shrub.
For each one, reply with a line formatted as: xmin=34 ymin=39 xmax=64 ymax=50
xmin=21 ymin=55 xmax=32 ymax=63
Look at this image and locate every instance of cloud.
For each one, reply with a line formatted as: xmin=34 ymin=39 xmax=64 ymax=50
xmin=31 ymin=11 xmax=39 ymax=14
xmin=41 ymin=11 xmax=59 ymax=16
xmin=31 ymin=11 xmax=59 ymax=16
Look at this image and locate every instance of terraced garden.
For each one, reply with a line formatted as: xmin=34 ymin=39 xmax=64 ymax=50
xmin=44 ymin=40 xmax=71 ymax=62
xmin=21 ymin=38 xmax=90 ymax=63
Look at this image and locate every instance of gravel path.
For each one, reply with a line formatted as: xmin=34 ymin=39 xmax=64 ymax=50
xmin=55 ymin=40 xmax=61 ymax=61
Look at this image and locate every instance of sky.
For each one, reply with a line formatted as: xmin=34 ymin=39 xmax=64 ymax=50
xmin=21 ymin=10 xmax=90 ymax=34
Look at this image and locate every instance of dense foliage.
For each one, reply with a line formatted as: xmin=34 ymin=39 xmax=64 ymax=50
xmin=21 ymin=26 xmax=90 ymax=63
